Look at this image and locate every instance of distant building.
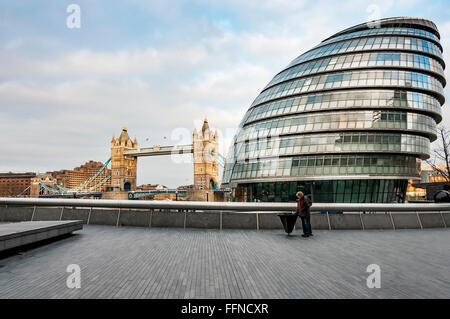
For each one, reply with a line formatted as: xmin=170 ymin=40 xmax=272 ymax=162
xmin=420 ymin=164 xmax=449 ymax=183
xmin=134 ymin=184 xmax=189 ymax=201
xmin=406 ymin=180 xmax=426 ymax=199
xmin=177 ymin=184 xmax=194 ymax=191
xmin=138 ymin=184 xmax=168 ymax=191
xmin=407 ymin=163 xmax=450 ymax=200
xmin=0 ymin=172 xmax=36 ymax=197
xmin=136 ymin=184 xmax=170 ymax=200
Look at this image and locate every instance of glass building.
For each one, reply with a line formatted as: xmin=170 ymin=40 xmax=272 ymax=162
xmin=222 ymin=17 xmax=446 ymax=203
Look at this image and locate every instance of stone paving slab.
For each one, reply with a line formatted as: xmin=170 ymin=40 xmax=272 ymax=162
xmin=0 ymin=221 xmax=83 ymax=252
xmin=0 ymin=225 xmax=448 ymax=299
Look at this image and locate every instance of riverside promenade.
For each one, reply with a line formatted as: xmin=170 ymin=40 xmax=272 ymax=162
xmin=0 ymin=225 xmax=448 ymax=299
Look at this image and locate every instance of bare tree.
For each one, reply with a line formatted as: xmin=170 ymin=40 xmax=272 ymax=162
xmin=426 ymin=125 xmax=450 ymax=182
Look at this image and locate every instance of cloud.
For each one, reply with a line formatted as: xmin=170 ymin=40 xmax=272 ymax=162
xmin=0 ymin=56 xmax=264 ymax=186
xmin=1 ymin=0 xmax=450 ymax=187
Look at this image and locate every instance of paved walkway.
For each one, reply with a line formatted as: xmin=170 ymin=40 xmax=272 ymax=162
xmin=0 ymin=225 xmax=449 ymax=298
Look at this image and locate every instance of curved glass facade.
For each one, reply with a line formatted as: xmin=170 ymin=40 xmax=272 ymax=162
xmin=284 ymin=35 xmax=444 ymax=69
xmin=253 ymin=69 xmax=444 ymax=106
xmin=222 ymin=17 xmax=446 ymax=203
xmin=266 ymin=51 xmax=445 ymax=88
xmin=238 ymin=110 xmax=437 ymax=140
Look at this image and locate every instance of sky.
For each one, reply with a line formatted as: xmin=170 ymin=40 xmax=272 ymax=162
xmin=1 ymin=0 xmax=450 ymax=188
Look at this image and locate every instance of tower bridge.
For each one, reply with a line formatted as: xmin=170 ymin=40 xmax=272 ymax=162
xmin=33 ymin=118 xmax=229 ymax=201
xmin=108 ymin=118 xmax=222 ymax=201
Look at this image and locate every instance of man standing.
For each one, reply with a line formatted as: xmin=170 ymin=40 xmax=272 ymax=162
xmin=295 ymin=191 xmax=313 ymax=237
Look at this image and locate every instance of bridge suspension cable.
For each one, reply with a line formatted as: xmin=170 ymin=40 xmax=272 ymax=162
xmin=54 ymin=158 xmax=111 ymax=193
xmin=15 ymin=185 xmax=31 ymax=197
xmin=39 ymin=158 xmax=111 ymax=194
xmin=209 ymin=151 xmax=225 ymax=167
xmin=39 ymin=182 xmax=61 ymax=194
xmin=85 ymin=175 xmax=111 ymax=193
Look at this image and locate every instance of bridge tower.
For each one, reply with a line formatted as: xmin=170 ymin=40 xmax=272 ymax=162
xmin=193 ymin=118 xmax=219 ymax=191
xmin=110 ymin=127 xmax=138 ymax=192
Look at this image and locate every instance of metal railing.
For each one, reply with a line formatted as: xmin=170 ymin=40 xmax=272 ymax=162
xmin=1 ymin=197 xmax=450 ymax=213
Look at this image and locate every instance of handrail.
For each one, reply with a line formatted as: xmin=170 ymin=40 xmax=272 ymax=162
xmin=1 ymin=197 xmax=450 ymax=212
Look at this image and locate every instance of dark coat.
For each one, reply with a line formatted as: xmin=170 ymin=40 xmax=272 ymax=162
xmin=296 ymin=196 xmax=312 ymax=217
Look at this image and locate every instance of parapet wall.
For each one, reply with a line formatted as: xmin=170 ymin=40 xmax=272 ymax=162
xmin=0 ymin=206 xmax=448 ymax=230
